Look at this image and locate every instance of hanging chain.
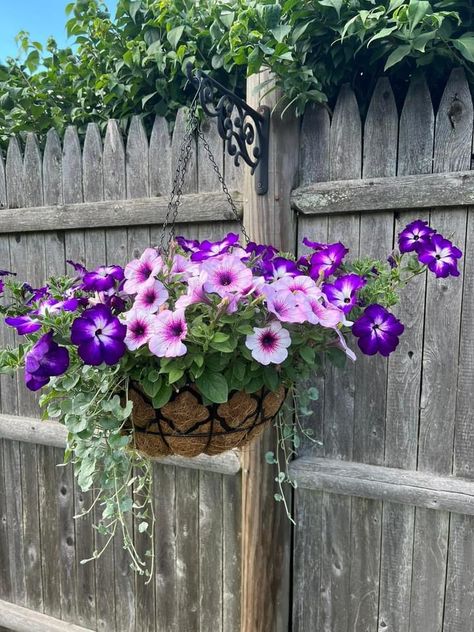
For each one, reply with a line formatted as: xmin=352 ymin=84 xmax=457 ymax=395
xmin=159 ymin=94 xmax=250 ymax=254
xmin=159 ymin=96 xmax=199 ymax=253
xmin=195 ymin=123 xmax=251 ymax=244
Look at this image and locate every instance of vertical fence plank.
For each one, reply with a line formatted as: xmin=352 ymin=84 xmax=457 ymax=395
xmin=381 ymin=72 xmax=434 ymax=632
xmin=197 ymin=217 xmax=225 ymax=632
xmin=91 ymin=121 xmax=127 ymax=632
xmin=59 ymin=126 xmax=85 ymax=625
xmin=149 ymin=116 xmax=172 ymax=198
xmin=43 ymin=129 xmax=76 ymax=628
xmin=0 ymin=143 xmax=21 ymax=605
xmin=39 ymin=129 xmax=66 ymax=622
xmin=125 ymin=114 xmax=154 ymax=632
xmin=349 ymin=77 xmax=398 ymax=632
xmin=11 ymin=133 xmax=44 ymax=613
xmin=413 ymin=68 xmax=472 ymax=632
xmin=173 ymin=224 xmax=200 ymax=632
xmin=293 ymin=103 xmax=331 ymax=632
xmin=150 ymin=115 xmax=177 ymax=632
xmin=318 ymin=85 xmax=361 ymax=632
xmin=444 ymin=182 xmax=474 ymax=629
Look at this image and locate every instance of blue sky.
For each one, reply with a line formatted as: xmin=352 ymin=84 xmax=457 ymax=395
xmin=0 ymin=0 xmax=117 ymax=62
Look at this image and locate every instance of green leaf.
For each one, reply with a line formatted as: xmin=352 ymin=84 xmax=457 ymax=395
xmin=196 ymin=371 xmax=229 ymax=404
xmin=167 ymin=25 xmax=185 ymax=50
xmin=220 ymin=11 xmax=234 ymax=28
xmin=407 ymin=0 xmax=431 ymax=34
xmin=308 ymin=387 xmax=319 ymax=401
xmin=263 ymin=366 xmax=280 ymax=392
xmin=265 ymin=451 xmax=277 ymax=464
xmin=108 ymin=433 xmax=130 ymax=449
xmin=367 ymin=26 xmax=398 ymax=46
xmin=271 ymin=25 xmax=292 ymax=43
xmin=384 ymin=45 xmax=411 ymax=70
xmin=167 ymin=367 xmax=184 ymax=384
xmin=452 ymin=34 xmax=474 ymax=63
xmin=412 ymin=31 xmax=436 ymax=52
xmin=318 ymin=0 xmax=343 ymax=17
xmin=299 ymin=346 xmax=316 ymax=365
xmin=152 ymin=382 xmax=173 ymax=409
xmin=129 ymin=1 xmax=142 ymax=22
xmin=138 ymin=521 xmax=149 ymax=533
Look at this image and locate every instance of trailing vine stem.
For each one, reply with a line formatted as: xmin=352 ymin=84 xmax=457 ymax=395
xmin=267 ymin=383 xmax=322 ymax=523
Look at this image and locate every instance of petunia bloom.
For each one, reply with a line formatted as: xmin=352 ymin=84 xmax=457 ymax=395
xmin=417 ymin=234 xmax=462 ymax=278
xmin=309 ymin=242 xmax=349 ymax=278
xmin=25 ymin=331 xmax=70 ymax=391
xmin=82 ymin=265 xmax=124 ymax=292
xmin=398 ymin=220 xmax=435 ymax=254
xmin=261 ymin=257 xmax=300 ymax=281
xmin=352 ymin=304 xmax=404 ymax=356
xmin=202 ymin=255 xmax=254 ymax=297
xmin=5 ymin=298 xmax=79 ymax=335
xmin=133 ymin=281 xmax=168 ymax=313
xmin=190 ymin=233 xmax=240 ymax=261
xmin=71 ymin=304 xmax=126 ymax=365
xmin=149 ymin=309 xmax=188 ymax=358
xmin=323 ymin=274 xmax=366 ymax=313
xmin=124 ymin=310 xmax=158 ymax=350
xmin=245 ymin=321 xmax=291 ymax=365
xmin=262 ymin=286 xmax=307 ymax=323
xmin=124 ymin=248 xmax=163 ymax=294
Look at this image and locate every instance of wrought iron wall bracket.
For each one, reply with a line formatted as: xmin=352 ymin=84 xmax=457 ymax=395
xmin=186 ymin=64 xmax=270 ymax=195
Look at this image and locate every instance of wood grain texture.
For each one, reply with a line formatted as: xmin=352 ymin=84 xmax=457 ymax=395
xmin=290 ymin=456 xmax=474 ymax=514
xmin=291 ymin=170 xmax=474 ymax=215
xmin=0 ymin=191 xmax=243 ymax=234
xmin=149 ymin=116 xmax=172 ymax=197
xmin=293 ymin=103 xmax=331 ymax=632
xmin=350 ymin=77 xmax=397 ymax=632
xmin=381 ymin=73 xmax=434 ymax=632
xmin=241 ymin=71 xmax=298 ymax=632
xmin=0 ymin=599 xmax=94 ymax=632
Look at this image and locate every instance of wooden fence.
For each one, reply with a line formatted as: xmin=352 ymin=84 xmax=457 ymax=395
xmin=0 ymin=111 xmax=243 ymax=632
xmin=0 ymin=67 xmax=474 ymax=632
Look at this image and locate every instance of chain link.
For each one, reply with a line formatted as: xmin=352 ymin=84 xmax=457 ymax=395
xmin=159 ymin=95 xmax=250 ymax=254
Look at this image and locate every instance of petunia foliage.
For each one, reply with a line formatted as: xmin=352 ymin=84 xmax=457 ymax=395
xmin=0 ymin=219 xmax=462 ymax=573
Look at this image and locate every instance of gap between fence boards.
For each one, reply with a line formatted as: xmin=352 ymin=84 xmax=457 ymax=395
xmin=290 ymin=456 xmax=474 ymax=515
xmin=0 ymin=414 xmax=241 ymax=475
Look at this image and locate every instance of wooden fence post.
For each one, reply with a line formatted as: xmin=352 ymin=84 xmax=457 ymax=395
xmin=241 ymin=72 xmax=300 ymax=632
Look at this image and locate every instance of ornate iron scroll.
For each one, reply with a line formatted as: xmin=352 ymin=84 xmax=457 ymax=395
xmin=186 ymin=64 xmax=270 ymax=195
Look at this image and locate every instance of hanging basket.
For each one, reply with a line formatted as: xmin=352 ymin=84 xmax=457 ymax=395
xmin=127 ymin=383 xmax=286 ymax=458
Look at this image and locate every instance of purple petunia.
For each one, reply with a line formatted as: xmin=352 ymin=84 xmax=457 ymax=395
xmin=124 ymin=248 xmax=163 ymax=294
xmin=323 ymin=274 xmax=366 ymax=313
xmin=190 ymin=233 xmax=240 ymax=262
xmin=398 ymin=220 xmax=434 ymax=254
xmin=133 ymin=281 xmax=168 ymax=313
xmin=71 ymin=304 xmax=126 ymax=366
xmin=82 ymin=265 xmax=124 ymax=292
xmin=202 ymin=255 xmax=254 ymax=297
xmin=417 ymin=234 xmax=462 ymax=278
xmin=25 ymin=331 xmax=70 ymax=391
xmin=149 ymin=309 xmax=188 ymax=358
xmin=245 ymin=321 xmax=291 ymax=365
xmin=352 ymin=304 xmax=404 ymax=356
xmin=124 ymin=310 xmax=158 ymax=350
xmin=261 ymin=256 xmax=300 ymax=281
xmin=309 ymin=242 xmax=349 ymax=278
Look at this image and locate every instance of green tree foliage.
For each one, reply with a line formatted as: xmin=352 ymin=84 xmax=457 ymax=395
xmin=0 ymin=0 xmax=472 ymax=145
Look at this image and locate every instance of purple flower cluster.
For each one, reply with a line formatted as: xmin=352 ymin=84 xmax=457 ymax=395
xmin=398 ymin=220 xmax=462 ymax=278
xmin=25 ymin=332 xmax=69 ymax=391
xmin=2 ymin=217 xmax=464 ymax=393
